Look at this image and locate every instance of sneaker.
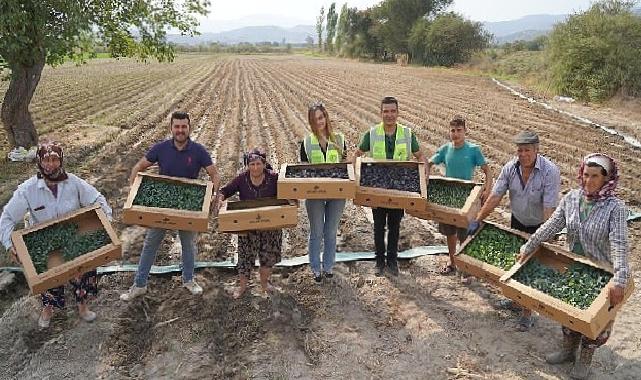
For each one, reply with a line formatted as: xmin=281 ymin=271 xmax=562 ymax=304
xmin=375 ymin=264 xmax=385 ymax=277
xmin=183 ymin=280 xmax=203 ymax=295
xmin=314 ymin=274 xmax=323 ymax=283
xmin=323 ymin=272 xmax=334 ymax=279
xmin=79 ymin=310 xmax=97 ymax=323
xmin=120 ymin=285 xmax=148 ymax=301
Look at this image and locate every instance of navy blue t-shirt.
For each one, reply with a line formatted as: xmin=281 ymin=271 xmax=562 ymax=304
xmin=146 ymin=139 xmax=213 ymax=179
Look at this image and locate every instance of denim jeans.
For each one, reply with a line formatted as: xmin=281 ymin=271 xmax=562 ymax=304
xmin=372 ymin=207 xmax=404 ymax=267
xmin=305 ymin=199 xmax=346 ymax=275
xmin=134 ymin=228 xmax=197 ymax=287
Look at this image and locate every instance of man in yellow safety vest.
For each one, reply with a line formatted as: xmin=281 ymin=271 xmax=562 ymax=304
xmin=354 ymin=96 xmax=428 ymax=276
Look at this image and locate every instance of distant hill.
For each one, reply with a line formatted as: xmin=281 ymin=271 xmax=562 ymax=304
xmin=168 ymin=8 xmax=641 ymax=46
xmin=483 ymin=14 xmax=566 ymax=43
xmin=485 ymin=8 xmax=641 ymax=43
xmin=168 ymin=25 xmax=315 ymax=45
xmin=494 ymin=30 xmax=550 ymax=44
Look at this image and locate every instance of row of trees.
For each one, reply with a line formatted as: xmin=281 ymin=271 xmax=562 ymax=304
xmin=314 ymin=0 xmax=490 ymax=66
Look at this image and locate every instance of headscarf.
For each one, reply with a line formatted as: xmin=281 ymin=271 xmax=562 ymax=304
xmin=243 ymin=147 xmax=273 ymax=171
xmin=579 ymin=153 xmax=618 ymax=201
xmin=36 ymin=141 xmax=68 ymax=182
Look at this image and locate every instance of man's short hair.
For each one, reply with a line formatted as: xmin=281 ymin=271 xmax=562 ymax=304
xmin=380 ymin=96 xmax=399 ymax=111
xmin=450 ymin=115 xmax=466 ymax=128
xmin=170 ymin=111 xmax=190 ymax=126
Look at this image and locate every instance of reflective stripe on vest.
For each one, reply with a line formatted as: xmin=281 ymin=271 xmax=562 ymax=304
xmin=369 ymin=123 xmax=411 ymax=160
xmin=304 ymin=133 xmax=344 ymax=163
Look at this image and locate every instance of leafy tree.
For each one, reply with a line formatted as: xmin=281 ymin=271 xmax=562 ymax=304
xmin=547 ymin=0 xmax=641 ymax=101
xmin=316 ymin=6 xmax=325 ymax=51
xmin=373 ymin=0 xmax=452 ymax=55
xmin=410 ymin=13 xmax=489 ymax=66
xmin=305 ymin=35 xmax=315 ymax=48
xmin=0 ymin=0 xmax=210 ymax=148
xmin=335 ymin=3 xmax=349 ymax=54
xmin=325 ymin=3 xmax=339 ymax=53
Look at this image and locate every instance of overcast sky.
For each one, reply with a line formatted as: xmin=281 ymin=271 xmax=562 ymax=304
xmin=199 ymin=0 xmax=595 ymax=32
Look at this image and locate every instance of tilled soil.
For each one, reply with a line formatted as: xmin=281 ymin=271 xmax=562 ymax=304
xmin=1 ymin=55 xmax=640 ymax=379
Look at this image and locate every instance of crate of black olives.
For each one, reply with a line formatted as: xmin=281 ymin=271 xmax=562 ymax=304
xmin=499 ymin=243 xmax=635 ymax=340
xmin=277 ymin=163 xmax=355 ymax=199
xmin=11 ymin=204 xmax=121 ymax=294
xmin=353 ymin=158 xmax=427 ymax=211
xmin=123 ymin=172 xmax=213 ymax=232
xmin=407 ymin=176 xmax=483 ymax=228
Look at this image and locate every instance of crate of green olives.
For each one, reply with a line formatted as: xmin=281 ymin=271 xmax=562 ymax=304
xmin=499 ymin=243 xmax=635 ymax=340
xmin=407 ymin=176 xmax=483 ymax=228
xmin=353 ymin=158 xmax=427 ymax=211
xmin=123 ymin=172 xmax=213 ymax=232
xmin=10 ymin=204 xmax=121 ymax=294
xmin=454 ymin=221 xmax=529 ymax=286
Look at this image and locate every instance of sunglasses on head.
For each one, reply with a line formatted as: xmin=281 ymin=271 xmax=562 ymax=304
xmin=308 ymin=101 xmax=325 ymax=110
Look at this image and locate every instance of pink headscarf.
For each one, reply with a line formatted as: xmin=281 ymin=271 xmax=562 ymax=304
xmin=578 ymin=153 xmax=619 ymax=201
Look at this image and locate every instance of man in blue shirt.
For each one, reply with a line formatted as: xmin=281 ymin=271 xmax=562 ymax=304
xmin=468 ymin=130 xmax=561 ymax=331
xmin=121 ymin=111 xmax=220 ymax=301
xmin=428 ymin=116 xmax=492 ymax=276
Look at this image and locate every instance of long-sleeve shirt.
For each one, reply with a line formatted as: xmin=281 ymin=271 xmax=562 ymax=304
xmin=521 ymin=189 xmax=630 ymax=286
xmin=492 ymin=154 xmax=561 ymax=226
xmin=0 ymin=174 xmax=112 ymax=250
xmin=219 ymin=170 xmax=278 ymax=201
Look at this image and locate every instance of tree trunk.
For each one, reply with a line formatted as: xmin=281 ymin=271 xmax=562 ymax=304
xmin=1 ymin=57 xmax=45 ymax=149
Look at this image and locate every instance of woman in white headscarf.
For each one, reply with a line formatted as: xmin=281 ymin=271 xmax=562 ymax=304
xmin=518 ymin=153 xmax=630 ymax=380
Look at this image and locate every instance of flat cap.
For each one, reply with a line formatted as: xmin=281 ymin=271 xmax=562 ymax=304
xmin=513 ymin=130 xmax=540 ymax=145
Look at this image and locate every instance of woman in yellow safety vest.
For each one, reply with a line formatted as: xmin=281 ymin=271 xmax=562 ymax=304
xmin=300 ymin=102 xmax=347 ymax=283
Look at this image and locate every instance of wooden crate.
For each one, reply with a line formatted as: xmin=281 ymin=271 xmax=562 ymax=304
xmin=353 ymin=158 xmax=427 ymax=211
xmin=218 ymin=198 xmax=298 ymax=232
xmin=277 ymin=163 xmax=356 ymax=199
xmin=122 ymin=172 xmax=213 ymax=232
xmin=499 ymin=244 xmax=635 ymax=339
xmin=407 ymin=176 xmax=483 ymax=228
xmin=11 ymin=204 xmax=122 ymax=294
xmin=453 ymin=221 xmax=530 ymax=286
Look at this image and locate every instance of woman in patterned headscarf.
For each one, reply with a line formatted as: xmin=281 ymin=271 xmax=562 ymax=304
xmin=0 ymin=141 xmax=113 ymax=328
xmin=518 ymin=153 xmax=630 ymax=380
xmin=216 ymin=147 xmax=282 ymax=298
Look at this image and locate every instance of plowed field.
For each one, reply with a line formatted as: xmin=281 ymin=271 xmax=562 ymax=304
xmin=0 ymin=54 xmax=639 ymax=379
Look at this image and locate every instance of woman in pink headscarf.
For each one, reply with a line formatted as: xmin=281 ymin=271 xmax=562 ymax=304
xmin=518 ymin=153 xmax=630 ymax=380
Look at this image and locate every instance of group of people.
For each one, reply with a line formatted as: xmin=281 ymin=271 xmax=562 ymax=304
xmin=0 ymin=97 xmax=631 ymax=379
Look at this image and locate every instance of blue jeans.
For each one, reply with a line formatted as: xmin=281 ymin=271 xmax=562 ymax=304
xmin=305 ymin=199 xmax=346 ymax=275
xmin=134 ymin=228 xmax=197 ymax=287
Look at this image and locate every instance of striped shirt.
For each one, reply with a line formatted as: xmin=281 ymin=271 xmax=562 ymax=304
xmin=521 ymin=189 xmax=630 ymax=286
xmin=492 ymin=155 xmax=561 ymax=226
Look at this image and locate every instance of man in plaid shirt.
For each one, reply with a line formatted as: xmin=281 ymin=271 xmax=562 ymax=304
xmin=519 ymin=153 xmax=630 ymax=380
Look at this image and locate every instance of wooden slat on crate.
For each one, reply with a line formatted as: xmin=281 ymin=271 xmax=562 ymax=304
xmin=453 ymin=221 xmax=529 ymax=286
xmin=499 ymin=243 xmax=634 ymax=340
xmin=353 ymin=158 xmax=427 ymax=211
xmin=277 ymin=163 xmax=356 ymax=199
xmin=122 ymin=172 xmax=213 ymax=232
xmin=217 ymin=198 xmax=298 ymax=232
xmin=11 ymin=204 xmax=122 ymax=294
xmin=407 ymin=176 xmax=483 ymax=229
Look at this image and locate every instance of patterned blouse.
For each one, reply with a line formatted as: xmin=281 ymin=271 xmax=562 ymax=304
xmin=521 ymin=189 xmax=630 ymax=286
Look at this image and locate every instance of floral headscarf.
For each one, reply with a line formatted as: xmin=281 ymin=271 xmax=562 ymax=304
xmin=579 ymin=153 xmax=618 ymax=201
xmin=36 ymin=141 xmax=68 ymax=182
